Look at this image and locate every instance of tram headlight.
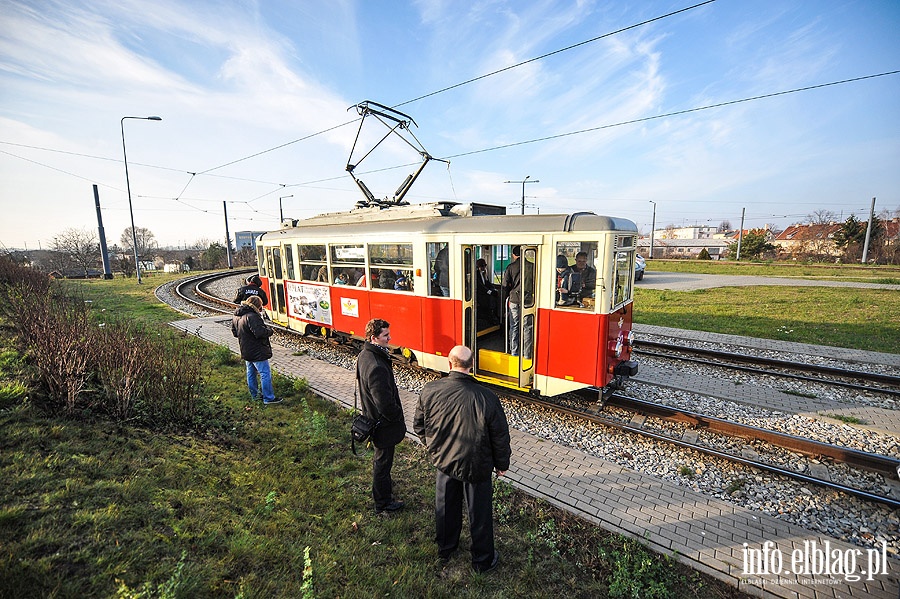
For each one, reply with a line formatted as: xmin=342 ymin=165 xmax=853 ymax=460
xmin=613 ymin=338 xmax=623 ymax=358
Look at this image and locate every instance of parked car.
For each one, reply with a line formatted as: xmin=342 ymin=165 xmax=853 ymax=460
xmin=635 ymin=254 xmax=645 ymax=281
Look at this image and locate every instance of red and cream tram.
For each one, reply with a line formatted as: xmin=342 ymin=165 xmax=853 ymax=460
xmin=255 ymin=201 xmax=639 ymax=398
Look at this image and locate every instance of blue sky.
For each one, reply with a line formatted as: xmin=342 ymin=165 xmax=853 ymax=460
xmin=1 ymin=0 xmax=898 ymax=249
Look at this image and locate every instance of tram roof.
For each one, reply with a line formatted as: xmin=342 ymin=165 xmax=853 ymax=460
xmin=261 ymin=202 xmax=637 ymax=242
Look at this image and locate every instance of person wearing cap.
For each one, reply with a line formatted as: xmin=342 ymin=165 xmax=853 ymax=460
xmin=231 ymin=295 xmax=282 ymax=405
xmin=555 ymin=255 xmax=577 ymax=305
xmin=233 ymin=274 xmax=269 ymax=306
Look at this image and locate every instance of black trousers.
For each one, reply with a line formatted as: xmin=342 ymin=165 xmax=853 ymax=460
xmin=435 ymin=470 xmax=494 ymax=566
xmin=372 ymin=444 xmax=396 ymax=509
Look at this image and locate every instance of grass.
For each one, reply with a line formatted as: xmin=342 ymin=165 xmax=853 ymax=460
xmin=634 ymin=287 xmax=899 ymax=353
xmin=0 ymin=271 xmax=747 ymax=599
xmin=644 ymin=259 xmax=900 ymax=282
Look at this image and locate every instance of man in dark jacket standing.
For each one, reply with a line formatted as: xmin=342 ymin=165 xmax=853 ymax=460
xmin=231 ymin=295 xmax=281 ymax=405
xmin=414 ymin=345 xmax=511 ymax=573
xmin=356 ymin=318 xmax=407 ymax=513
xmin=233 ymin=274 xmax=268 ymax=307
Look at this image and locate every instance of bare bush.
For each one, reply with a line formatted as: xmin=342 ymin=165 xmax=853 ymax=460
xmin=145 ymin=335 xmax=205 ymax=424
xmin=96 ymin=321 xmax=156 ymax=421
xmin=10 ymin=286 xmax=98 ymax=415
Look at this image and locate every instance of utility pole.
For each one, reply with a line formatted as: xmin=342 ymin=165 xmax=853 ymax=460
xmin=861 ymin=197 xmax=876 ymax=264
xmin=648 ymin=201 xmax=657 ymax=259
xmin=93 ymin=185 xmax=113 ymax=279
xmin=736 ymin=207 xmax=746 ymax=261
xmin=223 ymin=201 xmax=233 ymax=269
xmin=504 ymin=176 xmax=539 ymax=215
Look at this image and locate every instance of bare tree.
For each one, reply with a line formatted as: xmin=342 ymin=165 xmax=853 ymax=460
xmin=717 ymin=220 xmax=731 ymax=233
xmin=51 ymin=227 xmax=100 ymax=276
xmin=120 ymin=227 xmax=157 ymax=260
xmin=808 ymin=210 xmax=837 ymax=225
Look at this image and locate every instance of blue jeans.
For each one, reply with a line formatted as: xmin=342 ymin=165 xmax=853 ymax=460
xmin=245 ymin=360 xmax=274 ymax=401
xmin=507 ymin=302 xmax=533 ymax=358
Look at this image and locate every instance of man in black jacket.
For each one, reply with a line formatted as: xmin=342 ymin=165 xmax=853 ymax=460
xmin=356 ymin=318 xmax=407 ymax=513
xmin=414 ymin=345 xmax=511 ymax=573
xmin=233 ymin=274 xmax=268 ymax=307
xmin=231 ymin=295 xmax=281 ymax=405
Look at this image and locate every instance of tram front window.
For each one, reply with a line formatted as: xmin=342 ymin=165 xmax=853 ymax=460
xmin=554 ymin=241 xmax=597 ymax=309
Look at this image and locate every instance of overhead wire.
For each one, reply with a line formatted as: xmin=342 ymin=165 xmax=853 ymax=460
xmin=440 ymin=70 xmax=900 ymax=160
xmin=0 ymin=0 xmax=723 ymax=212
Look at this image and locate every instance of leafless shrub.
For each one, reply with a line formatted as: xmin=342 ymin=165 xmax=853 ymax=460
xmin=9 ymin=286 xmax=98 ymax=415
xmin=0 ymin=256 xmax=205 ymax=426
xmin=145 ymin=335 xmax=205 ymax=424
xmin=95 ymin=321 xmax=156 ymax=421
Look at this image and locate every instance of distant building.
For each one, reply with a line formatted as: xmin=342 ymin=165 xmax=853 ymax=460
xmin=772 ymin=223 xmax=843 ymax=258
xmin=235 ymin=231 xmax=268 ymax=250
xmin=638 ymin=238 xmax=729 ymax=260
xmin=652 ymin=225 xmax=718 ymax=240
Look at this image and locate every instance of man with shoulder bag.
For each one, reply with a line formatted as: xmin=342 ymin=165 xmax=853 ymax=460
xmin=355 ymin=318 xmax=407 ymax=514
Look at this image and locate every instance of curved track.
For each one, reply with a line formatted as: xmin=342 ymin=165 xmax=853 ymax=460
xmin=166 ymin=271 xmax=900 ymax=510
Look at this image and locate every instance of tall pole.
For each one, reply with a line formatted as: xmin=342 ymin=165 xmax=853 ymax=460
xmin=648 ymin=200 xmax=657 ymax=259
xmin=861 ymin=197 xmax=876 ymax=264
xmin=121 ymin=115 xmax=162 ymax=284
xmin=736 ymin=207 xmax=746 ymax=261
xmin=93 ymin=185 xmax=113 ymax=279
xmin=279 ymin=194 xmax=293 ymax=225
xmin=504 ymin=176 xmax=539 ymax=215
xmin=223 ymin=201 xmax=233 ymax=269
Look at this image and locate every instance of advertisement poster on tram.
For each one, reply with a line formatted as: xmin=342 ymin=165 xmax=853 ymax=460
xmin=285 ymin=281 xmax=332 ymax=325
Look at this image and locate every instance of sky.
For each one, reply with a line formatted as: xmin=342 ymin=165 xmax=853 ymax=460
xmin=1 ymin=0 xmax=898 ymax=250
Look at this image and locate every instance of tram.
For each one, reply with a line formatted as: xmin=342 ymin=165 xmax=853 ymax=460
xmin=255 ymin=201 xmax=639 ymax=398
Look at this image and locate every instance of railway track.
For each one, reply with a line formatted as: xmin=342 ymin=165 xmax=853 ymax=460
xmin=165 ymin=270 xmax=900 ymax=512
xmin=560 ymin=391 xmax=900 ymax=510
xmin=634 ymin=340 xmax=900 ymax=398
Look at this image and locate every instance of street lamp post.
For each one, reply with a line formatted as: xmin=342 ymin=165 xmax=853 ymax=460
xmin=121 ymin=115 xmax=161 ymax=284
xmin=504 ymin=176 xmax=539 ymax=215
xmin=648 ymin=200 xmax=657 ymax=259
xmin=279 ymin=195 xmax=293 ymax=225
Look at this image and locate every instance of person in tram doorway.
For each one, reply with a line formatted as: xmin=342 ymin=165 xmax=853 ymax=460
xmin=476 ymin=258 xmax=498 ymax=324
xmin=233 ymin=274 xmax=268 ymax=306
xmin=231 ymin=295 xmax=282 ymax=405
xmin=502 ymin=246 xmax=532 ymax=357
xmin=434 ymin=245 xmax=450 ymax=296
xmin=356 ymin=318 xmax=407 ymax=514
xmin=414 ymin=345 xmax=511 ymax=573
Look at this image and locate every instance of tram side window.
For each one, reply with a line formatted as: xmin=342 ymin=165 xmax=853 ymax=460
xmin=428 ymin=242 xmax=449 ymax=297
xmin=284 ymin=245 xmax=295 ymax=280
xmin=257 ymin=246 xmax=267 ymax=278
xmin=331 ymin=244 xmax=367 ymax=287
xmin=554 ymin=241 xmax=598 ymax=309
xmin=367 ymin=243 xmax=414 ymax=292
xmin=611 ymin=251 xmax=634 ymax=309
xmin=268 ymin=247 xmax=283 ymax=280
xmin=298 ymin=244 xmax=328 ymax=282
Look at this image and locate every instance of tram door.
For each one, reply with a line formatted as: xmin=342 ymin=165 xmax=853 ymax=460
xmin=516 ymin=246 xmax=537 ymax=389
xmin=265 ymin=245 xmax=287 ymax=320
xmin=461 ymin=245 xmax=477 ymax=363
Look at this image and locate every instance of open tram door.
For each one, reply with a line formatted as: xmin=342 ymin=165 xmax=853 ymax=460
xmin=264 ymin=244 xmax=287 ymax=324
xmin=463 ymin=244 xmax=537 ymax=391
